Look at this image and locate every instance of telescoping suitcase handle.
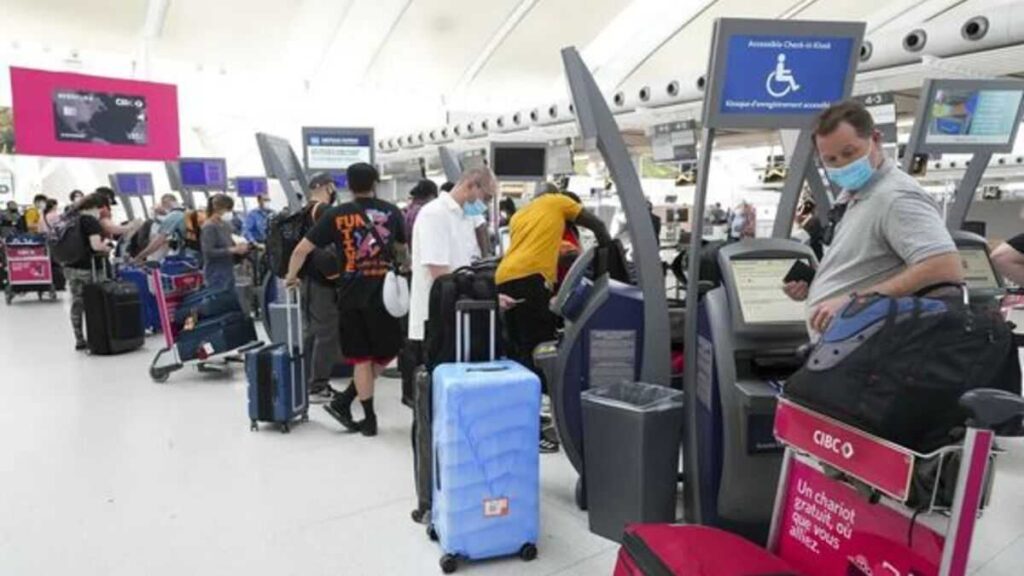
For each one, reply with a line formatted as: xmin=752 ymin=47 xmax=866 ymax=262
xmin=454 ymin=299 xmax=496 ymax=364
xmin=285 ymin=286 xmax=303 ymax=360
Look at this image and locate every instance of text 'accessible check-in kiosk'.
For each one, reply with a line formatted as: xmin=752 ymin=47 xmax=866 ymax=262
xmin=682 ymin=17 xmax=865 ymax=540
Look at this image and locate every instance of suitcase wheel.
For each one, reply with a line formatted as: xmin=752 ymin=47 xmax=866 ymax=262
xmin=426 ymin=524 xmax=438 ymax=541
xmin=250 ymin=420 xmax=258 ymax=432
xmin=302 ymin=411 xmax=309 ymax=422
xmin=149 ymin=366 xmax=171 ymax=384
xmin=280 ymin=422 xmax=290 ymax=434
xmin=439 ymin=554 xmax=458 ymax=574
xmin=519 ymin=543 xmax=538 ymax=562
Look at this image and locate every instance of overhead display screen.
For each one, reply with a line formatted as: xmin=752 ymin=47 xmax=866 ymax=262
xmin=235 ymin=177 xmax=268 ymax=197
xmin=114 ymin=173 xmax=154 ymax=197
xmin=302 ymin=128 xmax=374 ymax=172
xmin=547 ymin=141 xmax=575 ymax=174
xmin=460 ymin=149 xmax=487 ymax=171
xmin=731 ymin=258 xmax=808 ymax=324
xmin=651 ymin=121 xmax=697 ymax=163
xmin=11 ymin=67 xmax=179 ymax=161
xmin=492 ymin=145 xmax=546 ymax=180
xmin=925 ymin=88 xmax=1024 ymax=147
xmin=720 ymin=35 xmax=854 ymax=116
xmin=179 ymin=158 xmax=227 ymax=190
xmin=959 ymin=247 xmax=1000 ymax=290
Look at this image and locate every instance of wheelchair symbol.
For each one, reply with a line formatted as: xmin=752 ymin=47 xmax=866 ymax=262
xmin=766 ymin=54 xmax=801 ymax=98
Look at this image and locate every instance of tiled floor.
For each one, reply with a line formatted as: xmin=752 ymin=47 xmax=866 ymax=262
xmin=0 ymin=297 xmax=1021 ymax=575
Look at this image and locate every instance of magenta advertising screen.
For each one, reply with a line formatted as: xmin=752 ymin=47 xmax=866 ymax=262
xmin=11 ymin=67 xmax=180 ymax=161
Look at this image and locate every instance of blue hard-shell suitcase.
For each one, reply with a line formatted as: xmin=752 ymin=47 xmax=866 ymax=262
xmin=175 ymin=311 xmax=257 ymax=362
xmin=245 ymin=289 xmax=307 ymax=432
xmin=429 ymin=301 xmax=540 ymax=573
xmin=173 ymin=286 xmax=241 ymax=326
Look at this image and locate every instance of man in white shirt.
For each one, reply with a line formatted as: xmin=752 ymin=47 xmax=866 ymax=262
xmin=400 ymin=168 xmax=496 ymax=403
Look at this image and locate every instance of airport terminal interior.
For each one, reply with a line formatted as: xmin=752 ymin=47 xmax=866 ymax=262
xmin=6 ymin=1 xmax=1024 ymax=575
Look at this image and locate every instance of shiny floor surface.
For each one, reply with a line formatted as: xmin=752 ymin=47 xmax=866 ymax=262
xmin=0 ymin=297 xmax=1022 ymax=575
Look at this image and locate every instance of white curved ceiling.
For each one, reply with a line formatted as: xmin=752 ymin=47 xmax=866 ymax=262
xmin=0 ymin=0 xmax=1010 ymax=137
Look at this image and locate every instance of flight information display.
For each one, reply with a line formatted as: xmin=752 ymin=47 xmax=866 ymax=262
xmin=114 ymin=173 xmax=154 ymax=197
xmin=731 ymin=258 xmax=808 ymax=324
xmin=959 ymin=247 xmax=1000 ymax=290
xmin=925 ymin=88 xmax=1024 ymax=146
xmin=179 ymin=158 xmax=227 ymax=190
xmin=492 ymin=146 xmax=546 ymax=179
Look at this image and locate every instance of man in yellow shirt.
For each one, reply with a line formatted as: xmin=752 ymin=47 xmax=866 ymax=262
xmin=23 ymin=194 xmax=48 ymax=234
xmin=496 ymin=189 xmax=611 ymax=393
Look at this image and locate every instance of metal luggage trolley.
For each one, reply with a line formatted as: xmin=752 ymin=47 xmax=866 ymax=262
xmin=766 ymin=394 xmax=1021 ymax=576
xmin=2 ymin=235 xmax=57 ymax=304
xmin=147 ymin=262 xmax=261 ymax=382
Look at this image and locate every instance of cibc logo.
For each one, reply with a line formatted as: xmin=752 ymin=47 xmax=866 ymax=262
xmin=813 ymin=430 xmax=855 ymax=460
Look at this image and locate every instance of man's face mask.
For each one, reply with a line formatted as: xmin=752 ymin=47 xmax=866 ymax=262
xmin=463 ymin=199 xmax=487 ymax=217
xmin=825 ymin=149 xmax=875 ymax=191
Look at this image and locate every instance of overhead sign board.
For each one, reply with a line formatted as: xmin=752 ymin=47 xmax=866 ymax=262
xmin=459 ymin=149 xmax=487 ymax=171
xmin=856 ymin=92 xmax=897 ymax=144
xmin=301 ymin=127 xmax=374 ymax=174
xmin=547 ymin=138 xmax=575 ymax=175
xmin=703 ymin=19 xmax=865 ymax=130
xmin=651 ymin=121 xmax=698 ymax=163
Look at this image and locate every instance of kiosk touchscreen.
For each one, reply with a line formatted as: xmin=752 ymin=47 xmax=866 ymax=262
xmin=952 ymin=231 xmax=1004 ymax=298
xmin=114 ymin=173 xmax=154 ymax=197
xmin=730 ymin=258 xmax=808 ymax=326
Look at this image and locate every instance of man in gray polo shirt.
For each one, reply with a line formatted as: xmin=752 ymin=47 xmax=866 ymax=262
xmin=784 ymin=100 xmax=964 ymax=334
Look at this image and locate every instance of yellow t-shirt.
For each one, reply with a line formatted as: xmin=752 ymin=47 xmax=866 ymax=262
xmin=496 ymin=194 xmax=583 ymax=286
xmin=24 ymin=207 xmax=41 ymax=233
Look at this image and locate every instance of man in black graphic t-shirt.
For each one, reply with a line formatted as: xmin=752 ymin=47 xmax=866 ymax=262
xmin=286 ymin=163 xmax=407 ymax=437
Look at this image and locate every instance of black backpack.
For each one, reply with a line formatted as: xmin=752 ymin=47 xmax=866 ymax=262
xmin=785 ymin=292 xmax=1021 ymax=452
xmin=47 ymin=211 xmax=88 ymax=265
xmin=126 ymin=220 xmax=156 ymax=258
xmin=424 ymin=260 xmax=502 ymax=370
xmin=266 ymin=202 xmax=337 ymax=281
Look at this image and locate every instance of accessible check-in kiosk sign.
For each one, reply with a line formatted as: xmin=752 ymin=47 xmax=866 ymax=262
xmin=682 ymin=17 xmax=864 ymax=527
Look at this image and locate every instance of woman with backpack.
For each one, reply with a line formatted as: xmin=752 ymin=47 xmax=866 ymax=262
xmin=64 ymin=193 xmax=112 ymax=351
xmin=201 ymin=194 xmax=250 ymax=292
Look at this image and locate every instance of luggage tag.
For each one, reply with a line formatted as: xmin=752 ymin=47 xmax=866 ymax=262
xmin=483 ymin=497 xmax=510 ymax=518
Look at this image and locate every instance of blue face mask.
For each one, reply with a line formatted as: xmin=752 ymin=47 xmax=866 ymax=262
xmin=463 ymin=199 xmax=487 ymax=217
xmin=825 ymin=150 xmax=875 ymax=191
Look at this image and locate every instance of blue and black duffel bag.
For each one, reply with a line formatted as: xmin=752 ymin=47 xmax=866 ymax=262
xmin=785 ymin=287 xmax=1021 ymax=452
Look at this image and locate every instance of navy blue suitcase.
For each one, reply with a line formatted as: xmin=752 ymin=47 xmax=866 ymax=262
xmin=173 ymin=287 xmax=241 ymax=326
xmin=245 ymin=288 xmax=307 ymax=432
xmin=175 ymin=311 xmax=257 ymax=362
xmin=118 ymin=265 xmax=160 ymax=333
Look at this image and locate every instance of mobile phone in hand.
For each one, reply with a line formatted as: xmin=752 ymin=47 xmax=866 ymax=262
xmin=784 ymin=260 xmax=815 ymax=284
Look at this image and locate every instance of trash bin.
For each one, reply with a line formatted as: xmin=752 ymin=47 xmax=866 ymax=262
xmin=581 ymin=381 xmax=684 ymax=542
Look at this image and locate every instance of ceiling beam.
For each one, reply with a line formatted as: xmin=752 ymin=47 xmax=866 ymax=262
xmin=453 ymin=0 xmax=542 ymax=94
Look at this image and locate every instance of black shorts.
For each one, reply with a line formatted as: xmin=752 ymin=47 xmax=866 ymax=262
xmin=1008 ymin=233 xmax=1024 ymax=255
xmin=339 ymin=299 xmax=402 ymax=366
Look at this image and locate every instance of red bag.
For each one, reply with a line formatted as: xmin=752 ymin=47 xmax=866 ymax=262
xmin=614 ymin=524 xmax=800 ymax=576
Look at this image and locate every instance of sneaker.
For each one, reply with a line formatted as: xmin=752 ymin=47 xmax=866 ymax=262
xmin=75 ymin=341 xmax=89 ymax=351
xmin=309 ymin=385 xmax=334 ymax=404
xmin=358 ymin=416 xmax=378 ymax=437
xmin=540 ymin=435 xmax=559 ymax=454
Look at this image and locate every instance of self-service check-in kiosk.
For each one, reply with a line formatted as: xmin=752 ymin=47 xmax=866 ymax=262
xmin=110 ymin=172 xmax=156 ymax=221
xmin=695 ymin=240 xmax=815 ymax=539
xmin=953 ymin=230 xmax=1004 ymax=300
xmin=682 ymin=17 xmax=865 ymax=539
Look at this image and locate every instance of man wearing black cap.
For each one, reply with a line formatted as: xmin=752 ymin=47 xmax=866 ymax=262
xmin=286 ymin=163 xmax=408 ymax=437
xmin=301 ymin=172 xmax=341 ymax=402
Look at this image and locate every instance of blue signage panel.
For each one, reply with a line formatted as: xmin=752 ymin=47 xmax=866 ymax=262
xmin=235 ymin=176 xmax=268 ymax=197
xmin=720 ymin=35 xmax=854 ymax=117
xmin=179 ymin=158 xmax=227 ymax=190
xmin=115 ymin=173 xmax=154 ymax=196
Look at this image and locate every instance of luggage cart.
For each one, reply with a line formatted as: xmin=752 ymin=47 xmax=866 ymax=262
xmin=148 ymin=265 xmax=260 ymax=382
xmin=2 ymin=235 xmax=57 ymax=304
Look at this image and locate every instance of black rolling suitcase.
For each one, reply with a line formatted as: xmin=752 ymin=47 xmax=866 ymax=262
xmin=411 ymin=367 xmax=432 ymax=523
xmin=84 ymin=260 xmax=145 ymax=356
